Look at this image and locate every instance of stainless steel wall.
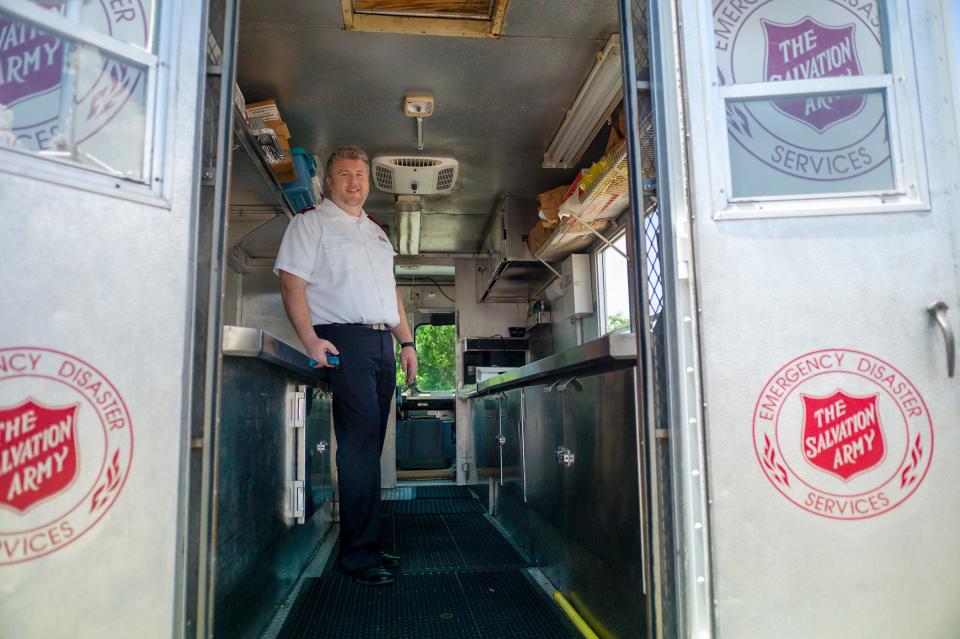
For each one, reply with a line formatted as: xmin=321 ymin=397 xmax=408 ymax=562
xmin=237 ymin=264 xmax=300 ymax=347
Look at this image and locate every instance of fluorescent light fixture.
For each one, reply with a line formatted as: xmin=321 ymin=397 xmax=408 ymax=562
xmin=398 ymin=210 xmax=421 ymax=255
xmin=543 ymin=34 xmax=623 ymax=169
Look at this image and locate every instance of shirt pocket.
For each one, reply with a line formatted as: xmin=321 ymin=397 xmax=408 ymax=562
xmin=368 ymin=235 xmax=398 ymax=258
xmin=320 ymin=235 xmax=350 ymax=251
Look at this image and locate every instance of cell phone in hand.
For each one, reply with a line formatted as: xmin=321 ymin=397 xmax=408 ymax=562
xmin=308 ymin=352 xmax=340 ymax=368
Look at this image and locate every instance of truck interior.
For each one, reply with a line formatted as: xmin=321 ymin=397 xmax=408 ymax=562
xmin=207 ymin=1 xmax=659 ymax=637
xmin=7 ymin=1 xmax=960 ymax=637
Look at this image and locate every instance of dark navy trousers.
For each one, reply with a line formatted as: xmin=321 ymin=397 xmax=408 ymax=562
xmin=313 ymin=323 xmax=395 ymax=573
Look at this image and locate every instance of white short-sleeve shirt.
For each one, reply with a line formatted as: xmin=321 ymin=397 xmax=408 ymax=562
xmin=273 ymin=198 xmax=400 ymax=327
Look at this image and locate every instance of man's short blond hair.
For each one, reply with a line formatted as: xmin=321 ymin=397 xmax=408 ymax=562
xmin=326 ymin=145 xmax=370 ymax=179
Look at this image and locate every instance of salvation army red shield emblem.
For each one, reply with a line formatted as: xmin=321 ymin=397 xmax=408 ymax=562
xmin=0 ymin=6 xmax=65 ymax=106
xmin=801 ymin=390 xmax=884 ymax=481
xmin=0 ymin=348 xmax=133 ymax=565
xmin=0 ymin=399 xmax=79 ymax=513
xmin=753 ymin=349 xmax=933 ymax=520
xmin=762 ymin=17 xmax=865 ymax=131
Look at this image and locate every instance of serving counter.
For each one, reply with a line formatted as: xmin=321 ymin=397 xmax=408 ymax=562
xmin=216 ymin=326 xmax=334 ymax=637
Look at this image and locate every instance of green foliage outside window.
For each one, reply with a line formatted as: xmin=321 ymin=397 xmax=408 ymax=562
xmin=607 ymin=312 xmax=631 ymax=334
xmin=395 ymin=324 xmax=457 ymax=392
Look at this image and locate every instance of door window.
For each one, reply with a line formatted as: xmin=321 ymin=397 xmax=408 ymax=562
xmin=1 ymin=1 xmax=161 ymax=184
xmin=709 ymin=0 xmax=927 ymax=217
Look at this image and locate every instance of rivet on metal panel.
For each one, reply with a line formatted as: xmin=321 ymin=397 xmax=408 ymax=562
xmin=688 ymin=417 xmax=697 ymax=424
xmin=684 ymin=316 xmax=691 ymax=323
xmin=686 ymin=367 xmax=694 ymax=373
xmin=694 ymin=522 xmax=702 ymax=529
xmin=697 ymin=577 xmax=705 ymax=584
xmin=691 ymin=469 xmax=700 ymax=476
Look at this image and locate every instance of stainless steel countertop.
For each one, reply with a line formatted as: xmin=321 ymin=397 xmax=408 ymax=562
xmin=458 ymin=384 xmax=479 ymax=399
xmin=222 ymin=325 xmax=329 ymax=383
xmin=460 ymin=332 xmax=637 ymax=397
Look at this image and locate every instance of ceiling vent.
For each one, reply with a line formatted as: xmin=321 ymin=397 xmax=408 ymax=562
xmin=372 ymin=156 xmax=459 ymax=195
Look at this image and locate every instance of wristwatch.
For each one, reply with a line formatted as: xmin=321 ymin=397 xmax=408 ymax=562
xmin=400 ymin=341 xmax=416 ymax=350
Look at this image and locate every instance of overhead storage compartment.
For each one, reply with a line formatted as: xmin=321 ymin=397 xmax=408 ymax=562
xmin=476 ymin=196 xmax=555 ymax=302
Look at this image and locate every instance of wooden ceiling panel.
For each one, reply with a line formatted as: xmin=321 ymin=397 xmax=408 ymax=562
xmin=342 ymin=0 xmax=508 ymax=38
xmin=353 ymin=1 xmax=494 ymax=19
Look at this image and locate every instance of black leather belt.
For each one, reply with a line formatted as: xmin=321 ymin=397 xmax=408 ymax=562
xmin=316 ymin=322 xmax=390 ymax=331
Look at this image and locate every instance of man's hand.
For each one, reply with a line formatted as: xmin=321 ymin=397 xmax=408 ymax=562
xmin=400 ymin=346 xmax=418 ymax=385
xmin=307 ymin=337 xmax=340 ymax=368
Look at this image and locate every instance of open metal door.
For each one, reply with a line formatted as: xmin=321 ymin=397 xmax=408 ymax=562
xmin=0 ymin=0 xmax=214 ymax=636
xmin=659 ymin=0 xmax=960 ymax=637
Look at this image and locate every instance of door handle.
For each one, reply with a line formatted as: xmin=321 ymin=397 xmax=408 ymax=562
xmin=927 ymin=301 xmax=955 ymax=378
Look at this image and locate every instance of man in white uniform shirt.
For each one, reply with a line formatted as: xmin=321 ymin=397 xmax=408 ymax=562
xmin=274 ymin=145 xmax=417 ymax=587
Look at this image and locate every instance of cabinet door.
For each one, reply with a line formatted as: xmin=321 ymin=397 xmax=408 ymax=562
xmin=561 ymin=369 xmax=643 ymax=562
xmin=500 ymin=389 xmax=525 ymax=495
xmin=560 ymin=368 xmax=645 ymax=637
xmin=522 ymin=384 xmax=564 ymax=530
xmin=472 ymin=397 xmax=501 ymax=476
xmin=306 ymin=389 xmax=333 ymax=512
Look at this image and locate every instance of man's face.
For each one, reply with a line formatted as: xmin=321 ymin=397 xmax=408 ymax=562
xmin=327 ymin=157 xmax=370 ymax=211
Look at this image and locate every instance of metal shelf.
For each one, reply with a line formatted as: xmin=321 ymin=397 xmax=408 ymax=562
xmin=231 ymin=104 xmax=296 ymax=218
xmin=533 ymin=144 xmax=630 ymax=263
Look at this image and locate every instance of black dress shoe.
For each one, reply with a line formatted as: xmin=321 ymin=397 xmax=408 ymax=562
xmin=379 ymin=551 xmax=401 ymax=569
xmin=351 ymin=566 xmax=395 ymax=586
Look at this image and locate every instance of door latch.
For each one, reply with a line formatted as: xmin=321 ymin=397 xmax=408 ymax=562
xmin=555 ymin=446 xmax=575 ymax=467
xmin=927 ymin=301 xmax=956 ymax=377
xmin=316 ymin=440 xmax=328 ymax=454
xmin=289 ymin=480 xmax=305 ymax=519
xmin=496 ymin=434 xmax=506 ymax=446
xmin=290 ymin=389 xmax=306 ymax=429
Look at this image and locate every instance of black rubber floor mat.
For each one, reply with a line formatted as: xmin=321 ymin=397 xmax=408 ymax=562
xmin=277 ymin=570 xmax=579 ymax=639
xmin=381 ymin=497 xmax=485 ymax=515
xmin=382 ymin=515 xmax=463 ymax=572
xmin=443 ymin=516 xmax=530 ymax=570
xmin=380 ymin=514 xmax=529 ymax=572
xmin=414 ymin=485 xmax=474 ymax=499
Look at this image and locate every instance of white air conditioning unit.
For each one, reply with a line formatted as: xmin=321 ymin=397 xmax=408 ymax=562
xmin=371 ymin=156 xmax=459 ymax=195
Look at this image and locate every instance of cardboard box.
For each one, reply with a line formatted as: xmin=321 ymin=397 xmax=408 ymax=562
xmin=526 ymin=220 xmax=554 ymax=256
xmin=264 ymin=119 xmax=297 ymax=183
xmin=245 ymin=98 xmax=281 ymax=122
xmin=273 ymin=140 xmax=296 ymax=183
xmin=604 ymin=103 xmax=627 ymax=154
xmin=536 ymin=185 xmax=568 ymax=228
xmin=264 ymin=119 xmax=290 ymax=140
